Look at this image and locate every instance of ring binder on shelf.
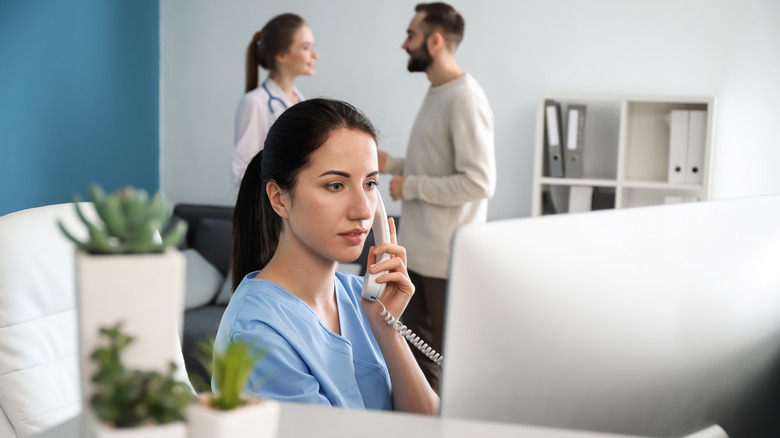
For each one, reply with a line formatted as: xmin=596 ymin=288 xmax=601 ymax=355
xmin=666 ymin=110 xmax=690 ymax=184
xmin=544 ymin=100 xmax=565 ymax=178
xmin=564 ymin=104 xmax=586 ymax=178
xmin=686 ymin=110 xmax=706 ymax=185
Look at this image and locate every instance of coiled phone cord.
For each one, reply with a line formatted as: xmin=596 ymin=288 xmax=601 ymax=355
xmin=375 ymin=299 xmax=444 ymax=366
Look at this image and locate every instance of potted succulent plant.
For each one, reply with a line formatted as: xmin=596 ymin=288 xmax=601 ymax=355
xmin=58 ymin=184 xmax=189 ymax=436
xmin=90 ymin=322 xmax=192 ymax=437
xmin=186 ymin=338 xmax=280 ymax=438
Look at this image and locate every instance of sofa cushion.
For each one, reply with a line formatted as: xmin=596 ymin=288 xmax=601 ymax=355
xmin=183 ymin=249 xmax=224 ymax=310
xmin=172 ymin=204 xmax=233 ymax=249
xmin=194 ymin=218 xmax=232 ymax=277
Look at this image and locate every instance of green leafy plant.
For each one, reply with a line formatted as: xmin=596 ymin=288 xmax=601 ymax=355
xmin=90 ymin=322 xmax=193 ymax=428
xmin=193 ymin=337 xmax=267 ymax=410
xmin=58 ymin=184 xmax=187 ymax=254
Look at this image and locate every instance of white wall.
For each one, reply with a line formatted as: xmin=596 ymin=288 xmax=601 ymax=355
xmin=161 ymin=0 xmax=780 ymax=219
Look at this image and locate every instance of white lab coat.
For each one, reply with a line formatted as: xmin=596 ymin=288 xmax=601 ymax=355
xmin=231 ymin=78 xmax=303 ymax=185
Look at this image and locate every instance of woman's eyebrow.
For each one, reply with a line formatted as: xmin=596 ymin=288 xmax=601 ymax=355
xmin=318 ymin=170 xmax=350 ymax=178
xmin=318 ymin=170 xmax=379 ymax=178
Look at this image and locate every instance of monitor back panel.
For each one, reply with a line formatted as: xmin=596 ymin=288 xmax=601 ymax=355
xmin=440 ymin=196 xmax=780 ymax=438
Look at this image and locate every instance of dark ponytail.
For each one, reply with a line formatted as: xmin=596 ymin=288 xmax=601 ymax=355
xmin=245 ymin=31 xmax=262 ymax=93
xmin=232 ymin=150 xmax=281 ymax=290
xmin=244 ymin=13 xmax=306 ymax=93
xmin=231 ymin=98 xmax=378 ymax=291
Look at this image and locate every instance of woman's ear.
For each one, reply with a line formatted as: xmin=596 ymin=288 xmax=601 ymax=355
xmin=275 ymin=50 xmax=290 ymax=67
xmin=266 ymin=181 xmax=290 ymax=219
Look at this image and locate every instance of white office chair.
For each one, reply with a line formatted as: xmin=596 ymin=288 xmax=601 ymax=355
xmin=0 ymin=203 xmax=83 ymax=438
xmin=0 ymin=203 xmax=193 ymax=438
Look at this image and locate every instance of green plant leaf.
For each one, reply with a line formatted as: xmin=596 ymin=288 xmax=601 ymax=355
xmin=161 ymin=220 xmax=187 ymax=249
xmin=193 ymin=337 xmax=268 ymax=410
xmin=90 ymin=322 xmax=193 ymax=427
xmin=58 ymin=184 xmax=183 ymax=255
xmin=102 ymin=196 xmax=128 ymax=240
xmin=123 ymin=188 xmax=148 ymax=229
xmin=57 ymin=220 xmax=88 ymax=251
xmin=126 ymin=222 xmax=159 ymax=253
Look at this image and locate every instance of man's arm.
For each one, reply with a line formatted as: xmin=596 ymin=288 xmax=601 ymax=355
xmin=379 ymin=150 xmax=405 ymax=175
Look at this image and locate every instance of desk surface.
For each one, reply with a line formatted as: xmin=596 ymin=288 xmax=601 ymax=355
xmin=35 ymin=402 xmax=650 ymax=438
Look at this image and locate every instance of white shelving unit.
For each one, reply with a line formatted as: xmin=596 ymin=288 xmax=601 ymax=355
xmin=531 ymin=93 xmax=716 ymax=216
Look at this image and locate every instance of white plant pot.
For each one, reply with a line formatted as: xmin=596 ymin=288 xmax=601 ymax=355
xmin=94 ymin=420 xmax=187 ymax=438
xmin=77 ymin=250 xmax=186 ymax=435
xmin=186 ymin=397 xmax=280 ymax=438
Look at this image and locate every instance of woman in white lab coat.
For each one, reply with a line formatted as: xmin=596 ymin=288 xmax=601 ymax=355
xmin=231 ymin=13 xmax=318 ymax=185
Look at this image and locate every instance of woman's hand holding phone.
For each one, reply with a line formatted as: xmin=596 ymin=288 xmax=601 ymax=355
xmin=361 ymin=218 xmax=415 ymax=325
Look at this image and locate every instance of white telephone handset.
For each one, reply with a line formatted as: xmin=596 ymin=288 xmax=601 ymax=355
xmin=361 ymin=193 xmax=391 ymax=301
xmin=360 ymin=192 xmax=443 ymax=366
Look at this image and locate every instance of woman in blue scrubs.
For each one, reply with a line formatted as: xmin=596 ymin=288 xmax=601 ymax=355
xmin=216 ymin=98 xmax=440 ymax=414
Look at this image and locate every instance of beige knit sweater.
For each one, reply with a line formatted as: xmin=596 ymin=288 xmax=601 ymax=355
xmin=384 ymin=73 xmax=496 ymax=278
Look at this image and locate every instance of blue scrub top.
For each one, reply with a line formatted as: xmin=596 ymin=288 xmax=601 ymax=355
xmin=214 ymin=271 xmax=393 ymax=410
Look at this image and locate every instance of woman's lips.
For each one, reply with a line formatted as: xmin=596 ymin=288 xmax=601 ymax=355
xmin=339 ymin=229 xmax=366 ymax=245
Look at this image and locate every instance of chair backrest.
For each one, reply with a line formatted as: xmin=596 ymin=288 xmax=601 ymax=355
xmin=0 ymin=203 xmax=84 ymax=438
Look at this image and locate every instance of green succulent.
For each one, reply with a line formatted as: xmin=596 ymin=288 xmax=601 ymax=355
xmin=58 ymin=184 xmax=187 ymax=254
xmin=193 ymin=337 xmax=267 ymax=410
xmin=90 ymin=322 xmax=193 ymax=428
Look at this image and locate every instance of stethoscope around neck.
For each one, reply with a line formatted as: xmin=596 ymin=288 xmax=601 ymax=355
xmin=262 ymin=82 xmax=288 ymax=115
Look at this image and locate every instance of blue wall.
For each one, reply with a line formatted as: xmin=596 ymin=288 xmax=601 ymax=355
xmin=0 ymin=0 xmax=159 ymax=216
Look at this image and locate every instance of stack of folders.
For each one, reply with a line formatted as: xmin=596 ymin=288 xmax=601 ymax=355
xmin=544 ymin=101 xmax=592 ymax=214
xmin=543 ymin=101 xmax=587 ymax=178
xmin=666 ymin=109 xmax=706 ymax=185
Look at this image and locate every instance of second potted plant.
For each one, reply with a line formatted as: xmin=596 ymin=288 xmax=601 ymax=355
xmin=186 ymin=337 xmax=280 ymax=438
xmin=89 ymin=323 xmax=192 ymax=438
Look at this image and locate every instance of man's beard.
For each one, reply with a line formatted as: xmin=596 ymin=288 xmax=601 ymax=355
xmin=406 ymin=43 xmax=433 ymax=72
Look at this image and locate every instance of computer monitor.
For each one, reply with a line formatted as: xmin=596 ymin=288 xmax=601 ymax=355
xmin=440 ymin=195 xmax=780 ymax=438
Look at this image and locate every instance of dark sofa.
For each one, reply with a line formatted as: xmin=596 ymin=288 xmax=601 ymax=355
xmin=174 ymin=204 xmax=234 ymax=385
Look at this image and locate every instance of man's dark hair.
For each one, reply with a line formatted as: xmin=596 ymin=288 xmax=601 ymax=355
xmin=415 ymin=2 xmax=465 ymax=50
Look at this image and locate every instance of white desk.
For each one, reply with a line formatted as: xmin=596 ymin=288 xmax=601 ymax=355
xmin=35 ymin=402 xmax=650 ymax=438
